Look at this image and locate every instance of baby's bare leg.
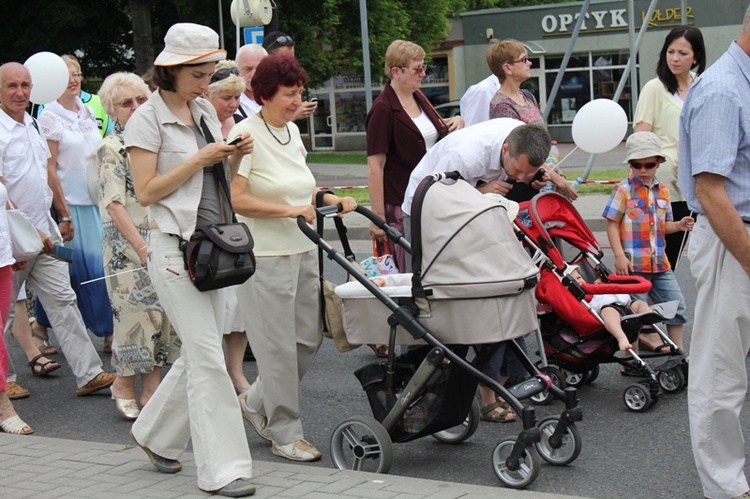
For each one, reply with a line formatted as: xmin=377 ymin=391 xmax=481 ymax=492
xmin=601 ymin=307 xmax=632 ymax=351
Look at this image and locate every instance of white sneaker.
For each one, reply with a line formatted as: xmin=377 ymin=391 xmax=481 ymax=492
xmin=238 ymin=393 xmax=271 ymax=442
xmin=272 ymin=439 xmax=322 ymax=462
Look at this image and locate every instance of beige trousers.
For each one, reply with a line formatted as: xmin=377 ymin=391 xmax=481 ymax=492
xmin=237 ymin=249 xmax=322 ymax=446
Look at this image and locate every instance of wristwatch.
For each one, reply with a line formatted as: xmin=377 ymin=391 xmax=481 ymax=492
xmin=59 ymin=216 xmax=72 ymax=223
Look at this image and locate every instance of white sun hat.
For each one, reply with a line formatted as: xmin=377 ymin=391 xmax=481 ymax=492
xmin=154 ymin=23 xmax=227 ymax=67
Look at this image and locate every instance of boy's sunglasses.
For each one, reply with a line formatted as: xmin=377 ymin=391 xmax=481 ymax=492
xmin=629 ymin=161 xmax=659 ymax=170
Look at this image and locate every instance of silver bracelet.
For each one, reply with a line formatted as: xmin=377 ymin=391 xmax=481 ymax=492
xmin=59 ymin=216 xmax=72 ymax=223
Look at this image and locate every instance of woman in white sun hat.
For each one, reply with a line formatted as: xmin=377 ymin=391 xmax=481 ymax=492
xmin=124 ymin=23 xmax=256 ymax=498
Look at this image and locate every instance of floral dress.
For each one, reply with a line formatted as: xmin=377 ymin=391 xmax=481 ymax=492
xmin=98 ymin=123 xmax=180 ymax=376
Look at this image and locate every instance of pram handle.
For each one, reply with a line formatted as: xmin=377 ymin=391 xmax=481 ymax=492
xmin=316 ymin=204 xmax=344 ymax=218
xmin=581 ymin=274 xmax=651 ymax=295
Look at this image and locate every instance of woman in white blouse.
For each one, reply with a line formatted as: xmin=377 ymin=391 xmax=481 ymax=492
xmin=35 ymin=54 xmax=113 ymax=347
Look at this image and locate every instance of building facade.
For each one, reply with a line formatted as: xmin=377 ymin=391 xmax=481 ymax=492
xmin=307 ymin=0 xmax=745 ymax=150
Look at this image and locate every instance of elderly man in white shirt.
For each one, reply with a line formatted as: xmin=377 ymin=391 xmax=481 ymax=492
xmin=459 ymin=74 xmax=501 ymax=127
xmin=235 ymin=44 xmax=267 ymax=119
xmin=0 ymin=62 xmax=114 ymax=396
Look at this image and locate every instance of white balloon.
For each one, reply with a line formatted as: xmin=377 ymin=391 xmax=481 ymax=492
xmin=24 ymin=52 xmax=69 ymax=105
xmin=571 ymin=99 xmax=628 ymax=154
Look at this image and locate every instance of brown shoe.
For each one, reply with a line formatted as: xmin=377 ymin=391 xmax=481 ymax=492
xmin=76 ymin=372 xmax=116 ymax=396
xmin=6 ymin=382 xmax=30 ymax=400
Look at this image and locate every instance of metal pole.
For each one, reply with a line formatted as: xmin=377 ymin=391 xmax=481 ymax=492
xmin=236 ymin=0 xmax=241 ymax=54
xmin=628 ymin=0 xmax=639 ymax=106
xmin=360 ymin=0 xmax=373 ymax=112
xmin=681 ymin=0 xmax=687 ymax=25
xmin=579 ymin=0 xmax=659 ymax=182
xmin=218 ymin=0 xmax=225 ymax=50
xmin=542 ymin=0 xmax=592 ymax=121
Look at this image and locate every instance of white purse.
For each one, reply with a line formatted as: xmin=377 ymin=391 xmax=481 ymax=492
xmin=6 ymin=200 xmax=43 ymax=261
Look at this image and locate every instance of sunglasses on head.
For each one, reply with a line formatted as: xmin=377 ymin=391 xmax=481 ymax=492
xmin=210 ymin=67 xmax=240 ymax=84
xmin=629 ymin=160 xmax=659 ymax=170
xmin=266 ymin=35 xmax=294 ymax=50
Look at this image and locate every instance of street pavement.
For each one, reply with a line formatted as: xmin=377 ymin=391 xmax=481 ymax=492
xmin=3 ymin=144 xmax=750 ymax=498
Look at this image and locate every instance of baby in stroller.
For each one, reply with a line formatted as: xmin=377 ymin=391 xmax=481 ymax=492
xmin=569 ymin=266 xmax=652 ymax=353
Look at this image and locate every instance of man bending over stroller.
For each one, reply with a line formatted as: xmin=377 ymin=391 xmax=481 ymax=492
xmin=569 ymin=267 xmax=651 ymax=353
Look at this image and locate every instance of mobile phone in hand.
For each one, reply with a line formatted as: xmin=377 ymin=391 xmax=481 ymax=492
xmin=309 ymin=97 xmax=318 ymax=103
xmin=227 ymin=136 xmax=242 ymax=146
xmin=52 ymin=244 xmax=74 ymax=263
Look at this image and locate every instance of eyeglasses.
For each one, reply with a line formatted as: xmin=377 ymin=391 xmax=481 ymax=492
xmin=510 ymin=56 xmax=528 ymax=65
xmin=115 ymin=96 xmax=148 ymax=109
xmin=401 ymin=65 xmax=430 ymax=75
xmin=265 ymin=35 xmax=294 ymax=50
xmin=70 ymin=72 xmax=84 ymax=79
xmin=629 ymin=160 xmax=660 ymax=170
xmin=210 ymin=67 xmax=240 ymax=84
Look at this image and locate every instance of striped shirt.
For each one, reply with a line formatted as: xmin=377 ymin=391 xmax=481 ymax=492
xmin=679 ymin=41 xmax=750 ymax=218
xmin=602 ymin=176 xmax=673 ymax=273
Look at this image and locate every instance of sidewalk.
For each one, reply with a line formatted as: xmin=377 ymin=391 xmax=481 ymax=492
xmin=0 ymin=434 xmax=588 ymax=498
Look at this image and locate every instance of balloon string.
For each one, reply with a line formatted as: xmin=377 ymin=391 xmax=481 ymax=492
xmin=551 ymin=146 xmax=578 ymax=172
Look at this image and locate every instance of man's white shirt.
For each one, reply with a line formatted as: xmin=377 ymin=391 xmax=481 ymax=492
xmin=401 ymin=118 xmax=524 ymax=216
xmin=0 ymin=109 xmax=58 ymax=237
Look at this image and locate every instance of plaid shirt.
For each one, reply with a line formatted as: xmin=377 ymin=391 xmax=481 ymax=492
xmin=602 ymin=176 xmax=673 ymax=273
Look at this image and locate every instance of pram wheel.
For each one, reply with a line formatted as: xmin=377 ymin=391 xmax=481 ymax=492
xmin=563 ymin=369 xmax=590 ymax=388
xmin=530 ymin=366 xmax=566 ymax=406
xmin=535 ymin=416 xmax=582 ymax=466
xmin=623 ymin=383 xmax=654 ymax=412
xmin=585 ymin=365 xmax=600 ymax=384
xmin=330 ymin=415 xmax=394 ymax=474
xmin=492 ymin=436 xmax=541 ymax=489
xmin=658 ymin=367 xmax=686 ymax=393
xmin=431 ymin=398 xmax=480 ymax=444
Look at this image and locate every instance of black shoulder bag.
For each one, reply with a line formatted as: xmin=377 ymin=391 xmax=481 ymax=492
xmin=180 ymin=120 xmax=256 ymax=291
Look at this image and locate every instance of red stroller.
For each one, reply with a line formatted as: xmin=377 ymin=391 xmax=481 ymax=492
xmin=514 ymin=192 xmax=689 ymax=412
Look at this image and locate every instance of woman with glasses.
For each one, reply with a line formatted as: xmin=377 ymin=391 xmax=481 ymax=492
xmin=96 ymin=72 xmax=180 ymax=421
xmin=205 ymin=60 xmax=254 ymax=394
xmin=365 ymin=40 xmax=463 ymax=272
xmin=36 ymin=54 xmax=114 ymax=349
xmin=487 ymin=39 xmax=576 ymax=203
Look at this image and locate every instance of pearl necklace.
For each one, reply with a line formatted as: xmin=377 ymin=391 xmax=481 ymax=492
xmin=259 ymin=110 xmax=291 ymax=146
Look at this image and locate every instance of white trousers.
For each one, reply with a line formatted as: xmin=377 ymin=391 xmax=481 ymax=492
xmin=688 ymin=217 xmax=750 ymax=498
xmin=131 ymin=231 xmax=252 ymax=491
xmin=236 ymin=250 xmax=322 ymax=446
xmin=3 ymin=250 xmax=102 ymax=388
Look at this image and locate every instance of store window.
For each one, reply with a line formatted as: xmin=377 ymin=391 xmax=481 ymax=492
xmin=544 ymin=51 xmax=635 ymax=126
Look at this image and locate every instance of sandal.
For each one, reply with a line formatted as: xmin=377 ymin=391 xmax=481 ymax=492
xmin=31 ymin=330 xmax=58 ymax=357
xmin=0 ymin=415 xmax=33 ymax=435
xmin=368 ymin=344 xmax=389 ymax=358
xmin=28 ymin=354 xmax=61 ymax=376
xmin=480 ymin=402 xmax=517 ymax=423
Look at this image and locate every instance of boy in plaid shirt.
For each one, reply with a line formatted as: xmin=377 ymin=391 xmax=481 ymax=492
xmin=602 ymin=132 xmax=694 ymax=351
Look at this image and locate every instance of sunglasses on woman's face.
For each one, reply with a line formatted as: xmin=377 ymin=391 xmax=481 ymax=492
xmin=210 ymin=67 xmax=240 ymax=84
xmin=629 ymin=160 xmax=659 ymax=170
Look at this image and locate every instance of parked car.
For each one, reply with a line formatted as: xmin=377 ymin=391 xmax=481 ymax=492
xmin=435 ymin=100 xmax=460 ymax=119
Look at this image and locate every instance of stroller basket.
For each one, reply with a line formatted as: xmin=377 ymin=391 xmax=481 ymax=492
xmin=354 ymin=347 xmax=478 ymax=444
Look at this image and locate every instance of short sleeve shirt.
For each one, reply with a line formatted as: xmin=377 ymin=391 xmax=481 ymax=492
xmin=602 ymin=176 xmax=673 ymax=273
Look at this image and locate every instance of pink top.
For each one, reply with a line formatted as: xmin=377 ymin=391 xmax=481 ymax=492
xmin=489 ymin=91 xmax=545 ymax=127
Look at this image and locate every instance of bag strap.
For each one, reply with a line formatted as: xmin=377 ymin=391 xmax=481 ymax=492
xmin=199 ymin=117 xmax=238 ymax=224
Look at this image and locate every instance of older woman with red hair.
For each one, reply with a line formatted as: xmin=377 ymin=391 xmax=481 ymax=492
xmin=229 ymin=55 xmax=356 ymax=462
